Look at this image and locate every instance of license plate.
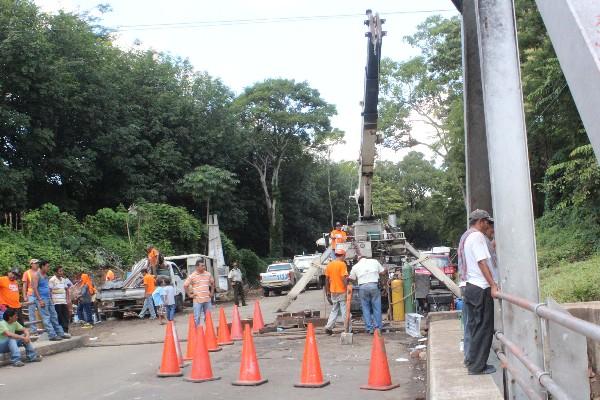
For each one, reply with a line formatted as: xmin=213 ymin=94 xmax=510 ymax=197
xmin=263 ymin=273 xmax=288 ymax=282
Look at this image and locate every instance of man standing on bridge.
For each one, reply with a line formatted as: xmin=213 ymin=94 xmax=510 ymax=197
xmin=462 ymin=209 xmax=499 ymax=375
xmin=324 ymin=248 xmax=348 ymax=335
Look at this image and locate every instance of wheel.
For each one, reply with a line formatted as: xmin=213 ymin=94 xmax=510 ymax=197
xmin=175 ymin=294 xmax=184 ymax=312
xmin=263 ymin=288 xmax=270 ymax=297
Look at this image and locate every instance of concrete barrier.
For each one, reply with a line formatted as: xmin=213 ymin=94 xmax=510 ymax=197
xmin=562 ymin=301 xmax=600 ymax=374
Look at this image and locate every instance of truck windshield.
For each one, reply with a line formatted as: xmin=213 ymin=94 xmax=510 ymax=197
xmin=426 ymin=257 xmax=450 ymax=268
xmin=268 ymin=264 xmax=292 ymax=271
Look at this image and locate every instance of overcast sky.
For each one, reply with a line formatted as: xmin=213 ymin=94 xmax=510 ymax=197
xmin=35 ymin=0 xmax=458 ymax=162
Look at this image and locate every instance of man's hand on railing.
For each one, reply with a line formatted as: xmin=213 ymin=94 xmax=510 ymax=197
xmin=491 ymin=284 xmax=500 ymax=299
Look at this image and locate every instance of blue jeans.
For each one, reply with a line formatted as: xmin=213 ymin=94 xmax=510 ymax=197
xmin=325 ymin=292 xmax=348 ymax=330
xmin=36 ymin=298 xmax=64 ymax=338
xmin=166 ymin=304 xmax=176 ymax=321
xmin=79 ymin=302 xmax=93 ymax=323
xmin=359 ymin=283 xmax=382 ymax=332
xmin=0 ymin=338 xmax=38 ymax=363
xmin=27 ymin=295 xmax=38 ymax=332
xmin=139 ymin=296 xmax=156 ymax=318
xmin=193 ymin=301 xmax=211 ymax=326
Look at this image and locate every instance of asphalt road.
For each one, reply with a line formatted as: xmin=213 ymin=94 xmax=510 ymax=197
xmin=0 ymin=289 xmax=426 ymax=400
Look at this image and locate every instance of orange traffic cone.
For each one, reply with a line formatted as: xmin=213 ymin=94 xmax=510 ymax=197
xmin=294 ymin=323 xmax=330 ymax=388
xmin=184 ymin=314 xmax=197 ymax=361
xmin=217 ymin=307 xmax=234 ymax=345
xmin=231 ymin=305 xmax=243 ymax=341
xmin=184 ymin=325 xmax=221 ymax=383
xmin=252 ymin=301 xmax=265 ymax=333
xmin=360 ymin=330 xmax=399 ymax=391
xmin=157 ymin=321 xmax=183 ymax=377
xmin=171 ymin=321 xmax=185 ymax=368
xmin=232 ymin=324 xmax=268 ymax=386
xmin=204 ymin=311 xmax=222 ymax=352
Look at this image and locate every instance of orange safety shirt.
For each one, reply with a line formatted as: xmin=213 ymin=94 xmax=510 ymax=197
xmin=105 ymin=270 xmax=115 ymax=281
xmin=330 ymin=229 xmax=347 ymax=249
xmin=22 ymin=270 xmax=34 ymax=297
xmin=0 ymin=277 xmax=21 ymax=308
xmin=147 ymin=248 xmax=159 ymax=267
xmin=325 ymin=260 xmax=348 ymax=294
xmin=143 ymin=274 xmax=156 ymax=296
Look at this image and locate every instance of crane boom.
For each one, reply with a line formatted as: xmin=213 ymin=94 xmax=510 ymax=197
xmin=356 ymin=10 xmax=385 ymax=220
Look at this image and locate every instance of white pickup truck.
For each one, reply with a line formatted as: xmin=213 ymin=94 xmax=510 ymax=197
xmin=259 ymin=262 xmax=302 ymax=297
xmin=293 ymin=254 xmax=324 ymax=289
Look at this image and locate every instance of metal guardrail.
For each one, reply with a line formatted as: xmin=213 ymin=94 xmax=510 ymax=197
xmin=494 ymin=292 xmax=600 ymax=400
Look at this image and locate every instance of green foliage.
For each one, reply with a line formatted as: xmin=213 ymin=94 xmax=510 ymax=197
xmin=179 ymin=165 xmax=240 ymax=217
xmin=238 ymin=249 xmax=267 ymax=285
xmin=540 ymin=255 xmax=600 ymax=303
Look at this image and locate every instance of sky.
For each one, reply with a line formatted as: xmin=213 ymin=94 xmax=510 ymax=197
xmin=35 ymin=0 xmax=458 ymax=162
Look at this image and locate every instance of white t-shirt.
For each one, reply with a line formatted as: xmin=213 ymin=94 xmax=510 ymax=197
xmin=228 ymin=268 xmax=243 ymax=282
xmin=48 ymin=276 xmax=73 ymax=305
xmin=163 ymin=285 xmax=175 ymax=306
xmin=349 ymin=258 xmax=384 ymax=285
xmin=464 ymin=231 xmax=492 ymax=289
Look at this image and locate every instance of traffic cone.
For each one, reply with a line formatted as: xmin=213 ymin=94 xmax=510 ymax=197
xmin=360 ymin=330 xmax=399 ymax=391
xmin=294 ymin=323 xmax=330 ymax=388
xmin=171 ymin=321 xmax=185 ymax=368
xmin=232 ymin=324 xmax=268 ymax=386
xmin=252 ymin=301 xmax=265 ymax=333
xmin=184 ymin=325 xmax=221 ymax=383
xmin=157 ymin=321 xmax=183 ymax=377
xmin=217 ymin=307 xmax=234 ymax=345
xmin=184 ymin=314 xmax=197 ymax=361
xmin=231 ymin=305 xmax=243 ymax=341
xmin=204 ymin=311 xmax=222 ymax=352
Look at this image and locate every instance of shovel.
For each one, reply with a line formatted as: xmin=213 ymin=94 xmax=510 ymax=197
xmin=340 ymin=284 xmax=353 ymax=345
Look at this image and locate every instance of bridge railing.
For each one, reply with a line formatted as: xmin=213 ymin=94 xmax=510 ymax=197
xmin=494 ymin=292 xmax=600 ymax=400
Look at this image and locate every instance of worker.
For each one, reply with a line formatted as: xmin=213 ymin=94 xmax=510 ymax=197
xmin=324 ymin=248 xmax=349 ymax=335
xmin=22 ymin=259 xmax=40 ymax=334
xmin=104 ymin=266 xmax=115 ymax=281
xmin=0 ymin=308 xmax=42 ymax=367
xmin=138 ymin=269 xmax=157 ymax=320
xmin=163 ymin=279 xmax=176 ymax=321
xmin=152 ymin=280 xmax=166 ymax=325
xmin=146 ymin=245 xmax=160 ymax=275
xmin=184 ymin=259 xmax=214 ymax=326
xmin=324 ymin=221 xmax=348 ymax=260
xmin=78 ymin=273 xmax=95 ymax=327
xmin=0 ymin=267 xmax=23 ymax=323
xmin=347 ymin=256 xmax=387 ymax=334
xmin=49 ymin=266 xmax=73 ymax=333
xmin=461 ymin=209 xmax=499 ymax=375
xmin=31 ymin=260 xmax=69 ymax=341
xmin=228 ymin=262 xmax=246 ymax=306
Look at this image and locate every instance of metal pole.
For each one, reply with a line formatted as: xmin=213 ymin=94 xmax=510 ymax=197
xmin=475 ymin=0 xmax=545 ymax=398
xmin=462 ymin=0 xmax=493 ymax=214
xmin=496 ymin=332 xmax=571 ymax=400
xmin=494 ymin=346 xmax=545 ymax=400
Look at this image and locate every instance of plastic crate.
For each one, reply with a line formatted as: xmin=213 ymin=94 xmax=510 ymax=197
xmin=405 ymin=313 xmax=423 ymax=338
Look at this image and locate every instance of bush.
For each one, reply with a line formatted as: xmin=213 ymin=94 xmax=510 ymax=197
xmin=540 ymin=255 xmax=600 ymax=302
xmin=239 ymin=249 xmax=266 ymax=284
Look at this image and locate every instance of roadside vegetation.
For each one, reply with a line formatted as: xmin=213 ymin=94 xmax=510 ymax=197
xmin=1 ymin=1 xmax=598 ymax=301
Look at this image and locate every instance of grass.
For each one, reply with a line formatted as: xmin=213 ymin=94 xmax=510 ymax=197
xmin=539 ymin=254 xmax=600 ymax=303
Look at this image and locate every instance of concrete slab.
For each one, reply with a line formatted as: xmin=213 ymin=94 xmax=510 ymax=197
xmin=427 ymin=318 xmax=502 ymax=400
xmin=0 ymin=336 xmax=86 ymax=367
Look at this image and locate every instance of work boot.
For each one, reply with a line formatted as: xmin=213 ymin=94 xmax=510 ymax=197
xmin=27 ymin=355 xmax=42 ymax=363
xmin=468 ymin=364 xmax=496 ymax=375
xmin=325 ymin=328 xmax=333 ymax=335
xmin=12 ymin=361 xmax=25 ymax=367
xmin=49 ymin=336 xmax=63 ymax=341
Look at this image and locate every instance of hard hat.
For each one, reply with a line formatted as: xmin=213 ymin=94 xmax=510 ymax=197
xmin=334 ymin=248 xmax=346 ymax=256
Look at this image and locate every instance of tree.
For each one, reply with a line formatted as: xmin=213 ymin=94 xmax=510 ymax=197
xmin=178 ymin=165 xmax=239 ymax=223
xmin=233 ymin=79 xmax=336 ymax=256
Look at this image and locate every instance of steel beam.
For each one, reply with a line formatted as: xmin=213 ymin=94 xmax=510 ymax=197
xmin=474 ymin=1 xmax=545 ymax=398
xmin=535 ymin=0 xmax=600 ymax=164
xmin=462 ymin=0 xmax=493 ymax=214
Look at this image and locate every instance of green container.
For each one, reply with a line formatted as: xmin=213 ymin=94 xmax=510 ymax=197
xmin=402 ymin=263 xmax=415 ymax=314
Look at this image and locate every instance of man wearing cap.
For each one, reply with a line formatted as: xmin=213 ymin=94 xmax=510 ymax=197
xmin=22 ymin=259 xmax=40 ymax=334
xmin=228 ymin=262 xmax=246 ymax=307
xmin=0 ymin=267 xmax=22 ymax=322
xmin=324 ymin=248 xmax=349 ymax=335
xmin=325 ymin=222 xmax=347 ymax=260
xmin=347 ymin=256 xmax=387 ymax=334
xmin=461 ymin=209 xmax=499 ymax=375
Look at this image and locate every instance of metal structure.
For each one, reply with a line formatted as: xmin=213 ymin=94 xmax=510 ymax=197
xmin=455 ymin=0 xmax=600 ymax=399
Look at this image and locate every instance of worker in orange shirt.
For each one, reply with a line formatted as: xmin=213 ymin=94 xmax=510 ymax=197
xmin=146 ymin=245 xmax=160 ymax=275
xmin=104 ymin=266 xmax=115 ymax=281
xmin=325 ymin=222 xmax=347 ymax=260
xmin=324 ymin=248 xmax=349 ymax=335
xmin=138 ymin=269 xmax=156 ymax=319
xmin=0 ymin=267 xmax=23 ymax=323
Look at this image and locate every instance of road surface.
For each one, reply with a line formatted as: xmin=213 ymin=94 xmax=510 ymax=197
xmin=0 ymin=288 xmax=426 ymax=400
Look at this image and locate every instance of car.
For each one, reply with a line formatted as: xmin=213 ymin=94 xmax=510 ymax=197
xmin=259 ymin=262 xmax=302 ymax=297
xmin=292 ymin=254 xmax=324 ymax=289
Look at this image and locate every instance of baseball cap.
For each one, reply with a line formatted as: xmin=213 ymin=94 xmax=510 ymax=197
xmin=334 ymin=248 xmax=346 ymax=256
xmin=468 ymin=209 xmax=494 ymax=224
xmin=29 ymin=258 xmax=40 ymax=265
xmin=335 ymin=221 xmax=342 ymax=226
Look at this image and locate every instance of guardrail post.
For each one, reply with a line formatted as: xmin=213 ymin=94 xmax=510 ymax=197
xmin=474 ymin=0 xmax=545 ymax=398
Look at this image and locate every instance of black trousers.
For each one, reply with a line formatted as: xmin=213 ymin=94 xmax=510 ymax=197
xmin=233 ymin=282 xmax=246 ymax=306
xmin=54 ymin=304 xmax=70 ymax=333
xmin=464 ymin=283 xmax=494 ymax=373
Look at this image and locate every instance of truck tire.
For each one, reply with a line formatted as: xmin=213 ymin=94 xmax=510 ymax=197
xmin=175 ymin=294 xmax=184 ymax=312
xmin=263 ymin=288 xmax=270 ymax=297
xmin=316 ymin=276 xmax=324 ymax=290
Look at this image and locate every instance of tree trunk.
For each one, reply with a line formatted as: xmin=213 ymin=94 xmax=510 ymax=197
xmin=327 ymin=148 xmax=334 ymax=228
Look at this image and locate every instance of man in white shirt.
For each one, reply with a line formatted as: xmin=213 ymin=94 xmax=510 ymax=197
xmin=347 ymin=257 xmax=386 ymax=334
xmin=462 ymin=209 xmax=499 ymax=375
xmin=228 ymin=262 xmax=246 ymax=306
